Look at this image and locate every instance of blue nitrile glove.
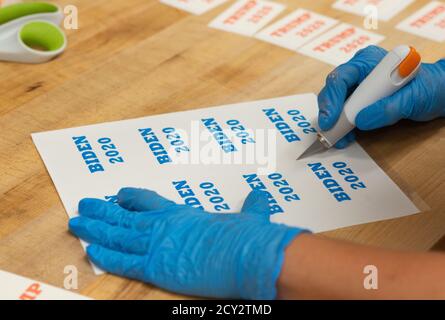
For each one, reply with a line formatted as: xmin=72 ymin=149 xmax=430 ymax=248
xmin=69 ymin=188 xmax=306 ymax=299
xmin=318 ymin=45 xmax=445 ymax=148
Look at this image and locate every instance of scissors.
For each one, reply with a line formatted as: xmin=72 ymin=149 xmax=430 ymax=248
xmin=0 ymin=2 xmax=66 ymax=63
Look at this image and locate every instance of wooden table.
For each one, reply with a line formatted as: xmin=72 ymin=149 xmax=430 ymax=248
xmin=0 ymin=0 xmax=443 ymax=299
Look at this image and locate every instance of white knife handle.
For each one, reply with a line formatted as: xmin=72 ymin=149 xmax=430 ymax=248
xmin=319 ymin=45 xmax=421 ymax=148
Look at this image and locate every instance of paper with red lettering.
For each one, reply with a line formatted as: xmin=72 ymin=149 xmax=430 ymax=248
xmin=297 ymin=23 xmax=385 ymax=66
xmin=208 ymin=0 xmax=285 ymax=36
xmin=255 ymin=9 xmax=338 ymax=50
xmin=396 ymin=1 xmax=445 ymax=42
xmin=160 ymin=0 xmax=228 ymax=15
xmin=333 ymin=0 xmax=414 ymax=21
xmin=0 ymin=270 xmax=90 ymax=300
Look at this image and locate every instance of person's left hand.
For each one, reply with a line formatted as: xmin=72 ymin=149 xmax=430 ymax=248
xmin=69 ymin=188 xmax=305 ymax=299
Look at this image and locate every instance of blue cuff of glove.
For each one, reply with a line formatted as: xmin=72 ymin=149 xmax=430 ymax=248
xmin=240 ymin=225 xmax=309 ymax=300
xmin=269 ymin=227 xmax=308 ymax=300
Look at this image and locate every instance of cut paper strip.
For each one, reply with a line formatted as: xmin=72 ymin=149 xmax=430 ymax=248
xmin=255 ymin=8 xmax=339 ymax=50
xmin=160 ymin=0 xmax=228 ymax=15
xmin=332 ymin=0 xmax=415 ymax=21
xmin=297 ymin=23 xmax=385 ymax=66
xmin=396 ymin=1 xmax=445 ymax=42
xmin=208 ymin=0 xmax=286 ymax=36
xmin=0 ymin=270 xmax=90 ymax=300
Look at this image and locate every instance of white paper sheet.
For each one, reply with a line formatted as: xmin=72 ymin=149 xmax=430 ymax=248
xmin=332 ymin=0 xmax=415 ymax=21
xmin=297 ymin=23 xmax=385 ymax=66
xmin=32 ymin=94 xmax=419 ymax=274
xmin=0 ymin=270 xmax=90 ymax=300
xmin=255 ymin=9 xmax=339 ymax=51
xmin=208 ymin=0 xmax=286 ymax=36
xmin=396 ymin=1 xmax=445 ymax=42
xmin=160 ymin=0 xmax=228 ymax=15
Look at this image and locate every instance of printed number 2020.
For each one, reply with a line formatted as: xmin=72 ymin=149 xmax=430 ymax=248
xmin=199 ymin=182 xmax=231 ymax=212
xmin=332 ymin=162 xmax=366 ymax=190
xmin=97 ymin=137 xmax=124 ymax=164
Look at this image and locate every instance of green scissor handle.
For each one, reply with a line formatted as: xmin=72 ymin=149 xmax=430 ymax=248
xmin=20 ymin=21 xmax=66 ymax=52
xmin=0 ymin=2 xmax=59 ymax=25
xmin=0 ymin=2 xmax=66 ymax=63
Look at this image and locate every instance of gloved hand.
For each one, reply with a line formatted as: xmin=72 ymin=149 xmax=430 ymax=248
xmin=318 ymin=45 xmax=445 ymax=148
xmin=69 ymin=188 xmax=306 ymax=299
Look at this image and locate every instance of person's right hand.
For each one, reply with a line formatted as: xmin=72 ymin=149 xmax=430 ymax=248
xmin=318 ymin=45 xmax=445 ymax=148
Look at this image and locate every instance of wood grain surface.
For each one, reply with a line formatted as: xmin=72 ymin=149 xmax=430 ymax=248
xmin=0 ymin=0 xmax=443 ymax=299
